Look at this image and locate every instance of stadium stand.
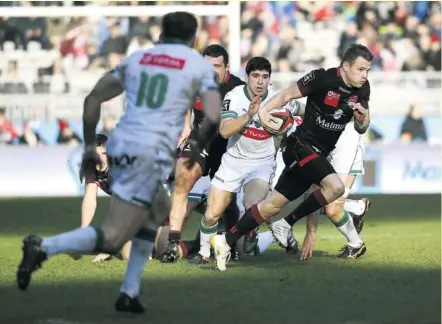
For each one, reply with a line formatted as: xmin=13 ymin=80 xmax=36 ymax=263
xmin=0 ymin=1 xmax=440 ymax=146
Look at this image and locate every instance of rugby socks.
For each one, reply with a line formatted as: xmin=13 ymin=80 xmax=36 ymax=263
xmin=120 ymin=237 xmax=154 ymax=298
xmin=332 ymin=210 xmax=363 ymax=248
xmin=257 ymin=231 xmax=275 ymax=253
xmin=41 ymin=227 xmax=98 ymax=257
xmin=284 ymin=189 xmax=328 ymax=227
xmin=199 ymin=218 xmax=218 ymax=258
xmin=223 ymin=199 xmax=240 ymax=231
xmin=225 ymin=205 xmax=265 ymax=247
xmin=344 ymin=199 xmax=366 ymax=216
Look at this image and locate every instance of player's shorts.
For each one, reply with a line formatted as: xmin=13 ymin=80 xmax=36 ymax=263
xmin=106 ymin=138 xmax=173 ymax=207
xmin=211 ymin=153 xmax=276 ymax=193
xmin=179 ymin=131 xmax=227 ymax=178
xmin=328 ymin=125 xmax=365 ymax=175
xmin=273 ymin=149 xmax=285 ymax=190
xmin=188 ymin=175 xmax=211 ymax=204
xmin=275 ymin=135 xmax=335 ymax=201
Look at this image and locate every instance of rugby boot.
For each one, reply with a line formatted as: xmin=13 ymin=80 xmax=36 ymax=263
xmin=338 ymin=243 xmax=367 ymax=259
xmin=187 ymin=253 xmax=211 ymax=265
xmin=115 ymin=293 xmax=145 ymax=314
xmin=270 ymin=218 xmax=291 ymax=248
xmin=231 ymin=247 xmax=240 ymax=261
xmin=243 ymin=228 xmax=259 ymax=254
xmin=159 ymin=241 xmax=179 ymax=263
xmin=17 ymin=234 xmax=47 ymax=291
xmin=339 ymin=198 xmax=371 ymax=252
xmin=285 ymin=230 xmax=299 ymax=254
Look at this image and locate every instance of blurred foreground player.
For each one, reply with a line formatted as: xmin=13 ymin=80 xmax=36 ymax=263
xmin=16 ymin=11 xmax=221 ymax=313
xmin=212 ymin=44 xmax=373 ymax=271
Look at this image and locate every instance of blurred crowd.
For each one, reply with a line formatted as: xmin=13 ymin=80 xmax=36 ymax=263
xmin=0 ymin=1 xmax=440 ymax=146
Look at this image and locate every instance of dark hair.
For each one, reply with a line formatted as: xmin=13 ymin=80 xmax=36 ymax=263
xmin=161 ymin=11 xmax=198 ymax=43
xmin=341 ymin=44 xmax=373 ymax=66
xmin=96 ymin=134 xmax=108 ymax=146
xmin=202 ymin=44 xmax=229 ymax=65
xmin=245 ymin=57 xmax=272 ymax=76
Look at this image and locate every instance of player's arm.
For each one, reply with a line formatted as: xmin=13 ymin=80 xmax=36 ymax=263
xmin=300 ymin=208 xmax=319 ymax=261
xmin=81 ymin=181 xmax=99 ymax=227
xmin=353 ymin=84 xmax=371 ymax=134
xmin=83 ymin=70 xmax=124 ymax=146
xmin=191 ymin=62 xmax=222 ymax=151
xmin=219 ymin=93 xmax=252 ymax=138
xmin=259 ymin=70 xmax=323 ymax=129
xmin=177 ymin=108 xmax=192 ymax=147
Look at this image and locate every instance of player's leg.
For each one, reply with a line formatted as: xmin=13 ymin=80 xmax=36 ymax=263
xmin=18 ymin=195 xmax=149 ymax=291
xmin=240 ymin=161 xmax=274 ymax=254
xmin=270 ymin=144 xmax=346 ymax=248
xmin=115 ymin=184 xmax=171 ymax=313
xmin=189 ymin=155 xmax=241 ymax=265
xmin=160 ymin=153 xmax=204 ymax=262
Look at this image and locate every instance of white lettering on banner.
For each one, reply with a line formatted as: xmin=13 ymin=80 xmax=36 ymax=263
xmin=0 ymin=144 xmax=439 ymax=196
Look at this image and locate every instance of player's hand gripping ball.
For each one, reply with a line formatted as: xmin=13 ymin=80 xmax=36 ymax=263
xmin=261 ymin=107 xmax=295 ymax=136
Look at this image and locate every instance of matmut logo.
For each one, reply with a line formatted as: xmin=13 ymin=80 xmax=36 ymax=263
xmin=139 ymin=53 xmax=186 ymax=70
xmin=316 ymin=116 xmax=345 ymax=131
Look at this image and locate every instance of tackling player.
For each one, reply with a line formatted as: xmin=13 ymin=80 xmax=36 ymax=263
xmin=195 ymin=57 xmax=300 ymax=268
xmin=16 ymin=11 xmax=222 ymax=313
xmin=211 ymin=44 xmax=373 ymax=271
xmin=160 ymin=44 xmax=245 ymax=263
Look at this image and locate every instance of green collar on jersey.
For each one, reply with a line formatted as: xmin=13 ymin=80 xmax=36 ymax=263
xmin=161 ymin=38 xmax=189 ymax=46
xmin=243 ymin=85 xmax=268 ymax=101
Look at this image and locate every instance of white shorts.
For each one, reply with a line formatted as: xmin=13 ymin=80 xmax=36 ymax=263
xmin=188 ymin=175 xmax=211 ymax=203
xmin=273 ymin=149 xmax=285 ymax=190
xmin=211 ymin=153 xmax=276 ymax=193
xmin=328 ymin=125 xmax=365 ymax=175
xmin=106 ymin=138 xmax=173 ymax=207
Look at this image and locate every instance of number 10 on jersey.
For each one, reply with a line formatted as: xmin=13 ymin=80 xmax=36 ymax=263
xmin=136 ymin=71 xmax=169 ymax=109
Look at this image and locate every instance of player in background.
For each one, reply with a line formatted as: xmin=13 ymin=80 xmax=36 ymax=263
xmin=211 ymin=44 xmax=373 ymax=271
xmin=72 ymin=133 xmax=132 ymax=263
xmin=160 ymin=44 xmax=245 ymax=263
xmin=195 ymin=57 xmax=299 ymax=268
xmin=16 ymin=12 xmax=222 ymax=313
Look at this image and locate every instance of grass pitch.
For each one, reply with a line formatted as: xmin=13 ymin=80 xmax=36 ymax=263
xmin=0 ymin=194 xmax=440 ymax=324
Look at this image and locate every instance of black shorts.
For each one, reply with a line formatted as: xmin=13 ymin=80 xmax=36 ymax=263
xmin=275 ymin=135 xmax=335 ymax=201
xmin=179 ymin=131 xmax=227 ymax=178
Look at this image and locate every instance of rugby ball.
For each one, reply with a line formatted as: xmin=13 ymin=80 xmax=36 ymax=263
xmin=265 ymin=108 xmax=294 ymax=135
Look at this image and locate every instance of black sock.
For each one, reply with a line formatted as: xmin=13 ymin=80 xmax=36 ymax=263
xmin=225 ymin=204 xmax=265 ymax=247
xmin=284 ymin=189 xmax=328 ymax=226
xmin=223 ymin=198 xmax=240 ymax=231
xmin=168 ymin=230 xmax=181 ymax=243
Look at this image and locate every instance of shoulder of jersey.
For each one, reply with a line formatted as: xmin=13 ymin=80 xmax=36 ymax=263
xmin=228 ymin=84 xmax=245 ymax=96
xmin=230 ymin=74 xmax=246 ymax=86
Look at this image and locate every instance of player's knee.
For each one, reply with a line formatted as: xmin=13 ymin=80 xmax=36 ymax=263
xmin=257 ymin=200 xmax=280 ymax=219
xmin=203 ymin=210 xmax=219 ymax=227
xmin=101 ymin=228 xmax=126 ymax=254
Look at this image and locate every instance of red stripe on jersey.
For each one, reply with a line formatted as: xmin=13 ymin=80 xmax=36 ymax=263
xmin=139 ymin=54 xmax=186 ymax=70
xmin=242 ymin=127 xmax=272 ymax=140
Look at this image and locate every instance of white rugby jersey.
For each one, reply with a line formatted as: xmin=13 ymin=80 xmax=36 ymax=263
xmin=110 ymin=40 xmax=218 ymax=153
xmin=221 ymin=85 xmax=301 ymax=160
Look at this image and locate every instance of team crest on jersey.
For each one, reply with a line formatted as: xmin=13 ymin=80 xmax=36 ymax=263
xmin=324 ymin=91 xmax=340 ymax=108
xmin=348 ymin=96 xmax=358 ymax=103
xmin=333 ymin=109 xmax=344 ymax=120
xmin=302 ymin=71 xmax=315 ymax=85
